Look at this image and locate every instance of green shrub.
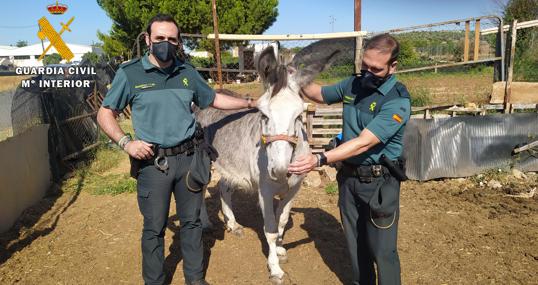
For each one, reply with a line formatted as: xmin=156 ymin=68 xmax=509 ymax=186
xmin=318 ymin=64 xmax=355 ymax=80
xmin=409 ymin=87 xmax=432 ymax=107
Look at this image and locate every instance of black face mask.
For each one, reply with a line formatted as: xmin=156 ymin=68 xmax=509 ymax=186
xmin=360 ymin=69 xmax=390 ymax=90
xmin=151 ymin=41 xmax=177 ymax=63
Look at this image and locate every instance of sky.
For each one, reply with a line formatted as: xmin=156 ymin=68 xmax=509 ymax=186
xmin=0 ymin=0 xmax=506 ymax=46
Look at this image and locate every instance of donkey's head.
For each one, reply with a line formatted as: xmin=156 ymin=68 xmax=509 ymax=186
xmin=256 ymin=45 xmax=340 ymax=180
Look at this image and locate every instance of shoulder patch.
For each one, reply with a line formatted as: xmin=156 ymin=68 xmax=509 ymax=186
xmin=394 ymin=82 xmax=410 ymax=98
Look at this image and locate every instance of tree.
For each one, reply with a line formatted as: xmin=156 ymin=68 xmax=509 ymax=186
xmin=15 ymin=40 xmax=28 ymax=47
xmin=501 ymin=0 xmax=538 ymax=52
xmin=82 ymin=52 xmax=101 ymax=65
xmin=43 ymin=53 xmax=62 ymax=65
xmin=97 ymin=0 xmax=279 ymax=58
xmin=502 ymin=0 xmax=538 ymax=80
xmin=397 ymin=39 xmax=419 ymax=68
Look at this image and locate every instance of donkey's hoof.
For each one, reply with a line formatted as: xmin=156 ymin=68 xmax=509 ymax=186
xmin=227 ymin=225 xmax=244 ymax=238
xmin=276 ymin=246 xmax=287 ymax=256
xmin=269 ymin=275 xmax=284 ymax=285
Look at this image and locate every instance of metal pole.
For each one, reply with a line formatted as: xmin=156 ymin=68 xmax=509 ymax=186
xmin=211 ymin=0 xmax=223 ymax=89
xmin=354 ymin=0 xmax=362 ymax=74
xmin=354 ymin=0 xmax=361 ymax=31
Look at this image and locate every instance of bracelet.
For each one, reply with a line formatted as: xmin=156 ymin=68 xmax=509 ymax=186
xmin=315 ymin=154 xmax=321 ymax=167
xmin=118 ymin=133 xmax=132 ymax=150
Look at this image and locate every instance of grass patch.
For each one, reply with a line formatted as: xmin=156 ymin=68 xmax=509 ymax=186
xmin=91 ymin=175 xmax=137 ymax=195
xmin=62 ymin=144 xmax=134 ymax=196
xmin=324 ymin=182 xmax=338 ymax=195
xmin=87 ymin=146 xmax=125 ymax=173
xmin=409 ymin=87 xmax=432 ymax=107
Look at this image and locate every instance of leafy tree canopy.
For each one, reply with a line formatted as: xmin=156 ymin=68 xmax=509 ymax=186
xmin=97 ymin=0 xmax=279 ymax=58
xmin=43 ymin=53 xmax=62 ymax=65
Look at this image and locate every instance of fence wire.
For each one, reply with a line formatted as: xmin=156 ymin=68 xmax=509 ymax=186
xmin=181 ymin=35 xmax=359 ymax=84
xmin=8 ymin=61 xmax=115 ymax=180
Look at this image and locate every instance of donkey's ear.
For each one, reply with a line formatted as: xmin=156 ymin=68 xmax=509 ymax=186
xmin=291 ymin=38 xmax=354 ymax=87
xmin=292 ymin=50 xmax=341 ymax=87
xmin=256 ymin=46 xmax=278 ymax=86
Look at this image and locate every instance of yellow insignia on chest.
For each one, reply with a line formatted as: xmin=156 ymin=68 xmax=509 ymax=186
xmin=182 ymin=78 xmax=189 ymax=86
xmin=369 ymin=102 xmax=377 ymax=112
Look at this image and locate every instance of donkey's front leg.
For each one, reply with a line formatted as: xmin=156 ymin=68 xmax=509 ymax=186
xmin=274 ymin=182 xmax=301 ymax=262
xmin=259 ymin=188 xmax=285 ymax=284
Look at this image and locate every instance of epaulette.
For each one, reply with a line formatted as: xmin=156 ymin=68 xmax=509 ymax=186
xmin=394 ymin=82 xmax=410 ymax=98
xmin=119 ymin=57 xmax=141 ymax=69
xmin=182 ymin=60 xmax=197 ymax=69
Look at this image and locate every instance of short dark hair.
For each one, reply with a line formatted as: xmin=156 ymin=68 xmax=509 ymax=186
xmin=146 ymin=14 xmax=181 ymax=39
xmin=364 ymin=33 xmax=400 ymax=64
xmin=145 ymin=14 xmax=185 ymax=60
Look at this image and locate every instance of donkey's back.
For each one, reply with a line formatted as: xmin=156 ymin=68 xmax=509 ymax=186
xmin=195 ymin=91 xmax=261 ymax=190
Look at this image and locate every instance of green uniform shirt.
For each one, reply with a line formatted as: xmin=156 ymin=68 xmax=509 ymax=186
xmin=321 ymin=75 xmax=411 ymax=165
xmin=103 ymin=54 xmax=216 ymax=147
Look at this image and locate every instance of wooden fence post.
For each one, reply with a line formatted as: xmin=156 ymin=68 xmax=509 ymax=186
xmin=474 ymin=19 xmax=481 ymax=61
xmin=464 ymin=20 xmax=470 ymax=62
xmin=505 ymin=19 xmax=518 ymax=114
xmin=354 ymin=35 xmax=363 ymax=74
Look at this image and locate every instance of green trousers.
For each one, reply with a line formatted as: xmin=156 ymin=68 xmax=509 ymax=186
xmin=337 ymin=172 xmax=401 ymax=285
xmin=136 ymin=153 xmax=204 ymax=285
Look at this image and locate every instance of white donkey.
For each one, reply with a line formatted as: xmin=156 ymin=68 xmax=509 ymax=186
xmin=196 ymin=44 xmax=341 ymax=283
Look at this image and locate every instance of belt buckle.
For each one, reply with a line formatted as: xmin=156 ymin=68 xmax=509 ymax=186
xmin=372 ymin=165 xmax=382 ymax=177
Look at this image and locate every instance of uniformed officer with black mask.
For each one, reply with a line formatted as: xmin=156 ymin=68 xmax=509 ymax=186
xmin=289 ymin=34 xmax=411 ymax=285
xmin=97 ymin=14 xmax=255 ymax=285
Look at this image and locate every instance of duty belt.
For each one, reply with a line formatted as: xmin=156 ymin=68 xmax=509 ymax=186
xmin=153 ymin=127 xmax=205 ymax=173
xmin=341 ymin=162 xmax=390 ymax=183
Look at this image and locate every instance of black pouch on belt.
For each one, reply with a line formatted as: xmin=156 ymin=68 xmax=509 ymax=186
xmin=380 ymin=154 xmax=408 ymax=181
xmin=185 ymin=141 xmax=219 ymax=192
xmin=129 ymin=156 xmax=142 ymax=179
xmin=368 ymin=178 xmax=399 ymax=229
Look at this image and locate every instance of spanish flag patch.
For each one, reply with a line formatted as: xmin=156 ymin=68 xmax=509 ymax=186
xmin=392 ymin=114 xmax=403 ymax=123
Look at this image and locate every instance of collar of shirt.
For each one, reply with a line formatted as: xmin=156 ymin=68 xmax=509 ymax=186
xmin=141 ymin=53 xmax=184 ymax=73
xmin=376 ymin=74 xmax=397 ymax=96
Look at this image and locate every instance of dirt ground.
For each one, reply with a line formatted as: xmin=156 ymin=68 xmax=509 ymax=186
xmin=1 ymin=164 xmax=537 ymax=285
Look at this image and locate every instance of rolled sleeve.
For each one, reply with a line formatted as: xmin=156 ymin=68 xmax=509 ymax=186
xmin=102 ymin=68 xmax=131 ymax=111
xmin=321 ymin=77 xmax=353 ymax=105
xmin=365 ymin=98 xmax=411 ymax=144
xmin=192 ymin=71 xmax=216 ymax=109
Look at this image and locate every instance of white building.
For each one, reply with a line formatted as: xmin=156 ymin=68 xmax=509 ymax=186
xmin=189 ymin=50 xmax=212 ymax=58
xmin=0 ymin=42 xmax=94 ymax=67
